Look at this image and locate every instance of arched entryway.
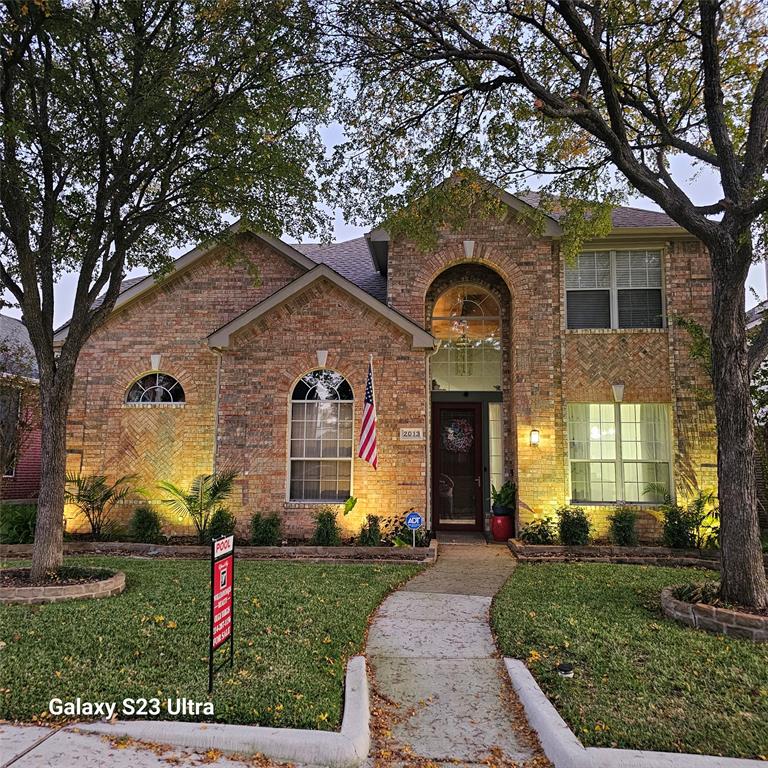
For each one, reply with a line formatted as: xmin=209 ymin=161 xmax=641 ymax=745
xmin=426 ymin=264 xmax=511 ymax=532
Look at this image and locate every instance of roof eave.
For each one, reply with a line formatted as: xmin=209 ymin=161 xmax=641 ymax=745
xmin=52 ymin=224 xmax=317 ymax=343
xmin=208 ymin=264 xmax=434 ymax=350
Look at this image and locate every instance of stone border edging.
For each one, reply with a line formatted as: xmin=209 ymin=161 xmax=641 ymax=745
xmin=504 ymin=658 xmax=763 ymax=768
xmin=508 ymin=539 xmax=768 ymax=571
xmin=660 ymin=587 xmax=768 ymax=642
xmin=77 ymin=655 xmax=369 ymax=768
xmin=0 ymin=570 xmax=125 ymax=605
xmin=0 ymin=539 xmax=438 ymax=564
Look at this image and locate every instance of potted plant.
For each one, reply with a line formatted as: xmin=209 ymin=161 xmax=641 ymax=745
xmin=491 ymin=480 xmax=517 ymax=541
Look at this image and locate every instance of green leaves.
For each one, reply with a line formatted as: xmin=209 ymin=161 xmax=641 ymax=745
xmin=157 ymin=470 xmax=238 ymax=544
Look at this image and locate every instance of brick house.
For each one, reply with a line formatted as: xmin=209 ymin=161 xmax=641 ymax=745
xmin=55 ymin=184 xmax=716 ymax=539
xmin=0 ymin=314 xmax=42 ymax=504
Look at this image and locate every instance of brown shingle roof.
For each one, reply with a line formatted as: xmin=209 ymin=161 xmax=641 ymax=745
xmin=520 ymin=191 xmax=680 ymax=228
xmin=293 ymin=238 xmax=386 ymax=301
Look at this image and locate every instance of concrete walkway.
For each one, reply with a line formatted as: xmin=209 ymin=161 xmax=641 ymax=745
xmin=365 ymin=541 xmax=537 ymax=767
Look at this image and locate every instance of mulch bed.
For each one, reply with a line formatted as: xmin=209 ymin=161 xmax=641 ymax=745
xmin=0 ymin=566 xmax=114 ymax=588
xmin=674 ymin=582 xmax=768 ymax=617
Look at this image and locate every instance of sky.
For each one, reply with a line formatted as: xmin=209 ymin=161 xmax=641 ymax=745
xmin=3 ymin=135 xmax=765 ymax=328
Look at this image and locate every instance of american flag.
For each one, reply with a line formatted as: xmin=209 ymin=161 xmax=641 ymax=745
xmin=358 ymin=358 xmax=378 ymax=469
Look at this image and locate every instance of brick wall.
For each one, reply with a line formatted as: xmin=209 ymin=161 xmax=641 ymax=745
xmin=1 ymin=391 xmax=42 ymax=502
xmin=216 ymin=276 xmax=427 ymax=538
xmin=387 ymin=210 xmax=716 ymax=539
xmin=66 ymin=234 xmax=304 ymax=533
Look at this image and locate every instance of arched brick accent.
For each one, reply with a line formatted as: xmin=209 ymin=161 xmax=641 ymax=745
xmin=387 ymin=217 xmax=567 ymax=519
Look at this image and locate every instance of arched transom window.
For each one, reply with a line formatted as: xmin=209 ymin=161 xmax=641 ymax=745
xmin=289 ymin=369 xmax=353 ymax=501
xmin=126 ymin=373 xmax=185 ymax=404
xmin=430 ymin=284 xmax=502 ymax=391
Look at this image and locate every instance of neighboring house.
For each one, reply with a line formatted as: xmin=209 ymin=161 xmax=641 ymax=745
xmin=55 ymin=181 xmax=716 ymax=539
xmin=0 ymin=314 xmax=41 ymax=503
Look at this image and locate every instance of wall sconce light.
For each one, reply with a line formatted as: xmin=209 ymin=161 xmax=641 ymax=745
xmin=150 ymin=353 xmax=161 ymax=371
xmin=611 ymin=381 xmax=625 ymax=403
xmin=463 ymin=240 xmax=475 ymax=259
xmin=316 ymin=349 xmax=328 ymax=367
xmin=530 ymin=429 xmax=540 ymax=447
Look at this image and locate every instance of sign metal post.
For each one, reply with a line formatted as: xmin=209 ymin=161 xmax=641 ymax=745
xmin=405 ymin=511 xmax=423 ymax=548
xmin=209 ymin=534 xmax=235 ymax=693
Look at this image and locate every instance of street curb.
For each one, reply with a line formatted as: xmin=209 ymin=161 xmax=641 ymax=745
xmin=504 ymin=658 xmax=763 ymax=768
xmin=79 ymin=655 xmax=370 ymax=767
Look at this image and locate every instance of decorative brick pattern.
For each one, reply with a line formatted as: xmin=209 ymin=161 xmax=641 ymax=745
xmin=0 ymin=570 xmax=125 ymax=604
xmin=66 ymin=211 xmax=717 ymax=539
xmin=661 ymin=587 xmax=768 ymax=642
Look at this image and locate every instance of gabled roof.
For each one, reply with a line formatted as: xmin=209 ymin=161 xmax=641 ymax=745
xmin=53 ymin=222 xmax=316 ymax=343
xmin=293 ymin=238 xmax=386 ymax=302
xmin=207 ymin=264 xmax=434 ymax=349
xmin=0 ymin=313 xmax=38 ymax=378
xmin=365 ymin=178 xmax=689 ymax=275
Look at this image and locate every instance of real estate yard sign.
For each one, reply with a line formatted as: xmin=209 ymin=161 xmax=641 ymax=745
xmin=209 ymin=534 xmax=234 ymax=692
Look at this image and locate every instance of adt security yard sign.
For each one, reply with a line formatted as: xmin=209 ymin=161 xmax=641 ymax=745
xmin=405 ymin=511 xmax=423 ymax=547
xmin=209 ymin=534 xmax=234 ymax=692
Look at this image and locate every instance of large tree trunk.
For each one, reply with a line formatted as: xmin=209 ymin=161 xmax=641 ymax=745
xmin=710 ymin=243 xmax=768 ymax=608
xmin=29 ymin=376 xmax=72 ymax=582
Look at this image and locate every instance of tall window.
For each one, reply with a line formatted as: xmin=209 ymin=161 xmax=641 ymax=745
xmin=567 ymin=403 xmax=671 ymax=503
xmin=430 ymin=284 xmax=502 ymax=391
xmin=126 ymin=373 xmax=185 ymax=403
xmin=290 ymin=369 xmax=353 ymax=501
xmin=565 ymin=250 xmax=664 ymax=329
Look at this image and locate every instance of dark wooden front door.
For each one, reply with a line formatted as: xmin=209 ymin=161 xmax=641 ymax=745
xmin=432 ymin=403 xmax=483 ymax=531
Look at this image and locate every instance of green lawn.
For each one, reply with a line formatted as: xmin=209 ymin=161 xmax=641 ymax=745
xmin=491 ymin=563 xmax=768 ymax=759
xmin=0 ymin=556 xmax=419 ymax=729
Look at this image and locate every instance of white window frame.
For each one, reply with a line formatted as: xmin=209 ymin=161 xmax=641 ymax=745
xmin=565 ymin=249 xmax=667 ymax=330
xmin=566 ymin=402 xmax=674 ymax=505
xmin=286 ymin=371 xmax=355 ymax=503
xmin=1 ymin=386 xmax=21 ymax=478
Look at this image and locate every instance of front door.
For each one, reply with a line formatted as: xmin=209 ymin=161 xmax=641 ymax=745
xmin=432 ymin=403 xmax=483 ymax=530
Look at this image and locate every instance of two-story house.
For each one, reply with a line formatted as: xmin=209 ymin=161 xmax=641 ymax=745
xmin=56 ymin=182 xmax=716 ymax=539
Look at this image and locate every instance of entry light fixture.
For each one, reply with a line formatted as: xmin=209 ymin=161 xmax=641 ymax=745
xmin=463 ymin=240 xmax=475 ymax=259
xmin=612 ymin=381 xmax=625 ymax=403
xmin=150 ymin=353 xmax=161 ymax=371
xmin=316 ymin=349 xmax=328 ymax=367
xmin=529 ymin=429 xmax=540 ymax=447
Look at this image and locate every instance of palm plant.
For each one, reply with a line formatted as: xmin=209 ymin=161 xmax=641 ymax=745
xmin=158 ymin=470 xmax=237 ymax=544
xmin=65 ymin=473 xmax=135 ymax=539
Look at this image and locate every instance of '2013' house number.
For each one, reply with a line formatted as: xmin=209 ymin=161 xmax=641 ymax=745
xmin=399 ymin=428 xmax=425 ymax=441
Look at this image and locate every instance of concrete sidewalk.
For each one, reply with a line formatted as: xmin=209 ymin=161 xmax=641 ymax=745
xmin=0 ymin=723 xmax=262 ymax=767
xmin=365 ymin=542 xmax=538 ymax=767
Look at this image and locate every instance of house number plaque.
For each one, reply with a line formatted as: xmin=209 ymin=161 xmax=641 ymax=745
xmin=399 ymin=427 xmax=425 ymax=441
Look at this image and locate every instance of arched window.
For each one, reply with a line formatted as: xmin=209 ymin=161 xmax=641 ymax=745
xmin=126 ymin=373 xmax=185 ymax=404
xmin=290 ymin=369 xmax=353 ymax=501
xmin=430 ymin=284 xmax=502 ymax=391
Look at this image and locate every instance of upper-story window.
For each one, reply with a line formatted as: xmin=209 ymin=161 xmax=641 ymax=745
xmin=565 ymin=249 xmax=664 ymax=330
xmin=126 ymin=373 xmax=185 ymax=404
xmin=430 ymin=284 xmax=502 ymax=391
xmin=289 ymin=369 xmax=353 ymax=501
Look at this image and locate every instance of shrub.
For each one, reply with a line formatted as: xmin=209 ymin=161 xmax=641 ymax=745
xmin=655 ymin=488 xmax=719 ymax=549
xmin=209 ymin=508 xmax=236 ymax=540
xmin=519 ymin=515 xmax=557 ymax=545
xmin=65 ymin=473 xmax=134 ymax=539
xmin=359 ymin=515 xmax=382 ymax=546
xmin=128 ymin=505 xmax=163 ymax=543
xmin=608 ymin=506 xmax=639 ymax=546
xmin=250 ymin=512 xmax=281 ymax=546
xmin=311 ymin=506 xmax=341 ymax=546
xmin=557 ymin=505 xmax=591 ymax=545
xmin=0 ymin=503 xmax=36 ymax=544
xmin=158 ymin=470 xmax=237 ymax=544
